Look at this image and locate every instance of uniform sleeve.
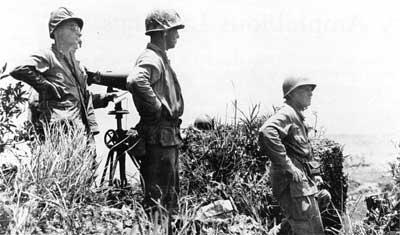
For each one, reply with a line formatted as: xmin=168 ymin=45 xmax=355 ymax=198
xmin=126 ymin=64 xmax=162 ymax=113
xmin=9 ymin=52 xmax=51 ymax=92
xmin=258 ymin=115 xmax=298 ymax=172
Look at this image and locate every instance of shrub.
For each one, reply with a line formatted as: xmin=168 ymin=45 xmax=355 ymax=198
xmin=180 ymin=107 xmax=348 ymax=232
xmin=180 ymin=117 xmax=275 ymax=226
xmin=312 ymin=138 xmax=348 ymax=234
xmin=0 ymin=82 xmax=29 ymax=153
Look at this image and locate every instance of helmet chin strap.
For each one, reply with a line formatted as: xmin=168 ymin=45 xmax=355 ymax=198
xmin=162 ymin=31 xmax=168 ymax=49
xmin=163 ymin=31 xmax=175 ymax=50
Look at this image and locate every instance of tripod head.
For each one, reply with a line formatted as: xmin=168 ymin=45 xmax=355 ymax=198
xmin=104 ymin=95 xmax=131 ymax=150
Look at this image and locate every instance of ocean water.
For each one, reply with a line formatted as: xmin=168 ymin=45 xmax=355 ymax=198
xmin=327 ymin=133 xmax=399 ymax=184
xmin=328 ymin=133 xmax=400 ymax=167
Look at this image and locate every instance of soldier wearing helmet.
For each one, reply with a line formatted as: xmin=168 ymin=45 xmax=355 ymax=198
xmin=10 ymin=7 xmax=114 ymax=135
xmin=126 ymin=9 xmax=185 ymax=217
xmin=193 ymin=114 xmax=215 ymax=131
xmin=258 ymin=77 xmax=330 ymax=234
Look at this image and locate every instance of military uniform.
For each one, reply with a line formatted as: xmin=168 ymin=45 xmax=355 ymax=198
xmin=259 ymin=104 xmax=325 ymax=235
xmin=10 ymin=7 xmax=98 ymax=135
xmin=10 ymin=44 xmax=98 ymax=135
xmin=25 ymin=88 xmax=113 ymax=131
xmin=127 ymin=43 xmax=184 ymax=214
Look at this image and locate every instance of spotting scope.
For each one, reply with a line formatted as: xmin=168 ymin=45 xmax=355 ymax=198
xmin=87 ymin=70 xmax=128 ymax=91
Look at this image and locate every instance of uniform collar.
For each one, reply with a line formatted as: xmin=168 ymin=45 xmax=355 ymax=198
xmin=147 ymin=43 xmax=169 ymax=62
xmin=284 ymin=102 xmax=305 ymax=121
xmin=52 ymin=43 xmax=69 ymax=57
xmin=51 ymin=44 xmax=80 ymax=63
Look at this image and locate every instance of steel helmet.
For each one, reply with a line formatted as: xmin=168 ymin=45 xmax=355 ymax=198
xmin=282 ymin=77 xmax=316 ymax=98
xmin=49 ymin=7 xmax=83 ymax=39
xmin=194 ymin=114 xmax=214 ymax=130
xmin=145 ymin=9 xmax=184 ymax=35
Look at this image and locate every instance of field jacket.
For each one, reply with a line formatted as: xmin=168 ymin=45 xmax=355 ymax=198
xmin=10 ymin=44 xmax=98 ymax=134
xmin=258 ymin=103 xmax=317 ymax=198
xmin=127 ymin=43 xmax=184 ymax=147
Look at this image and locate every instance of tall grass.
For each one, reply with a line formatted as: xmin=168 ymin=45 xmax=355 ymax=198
xmin=6 ymin=122 xmax=96 ymax=233
xmin=1 ymin=121 xmax=240 ymax=234
xmin=0 ymin=107 xmax=355 ymax=234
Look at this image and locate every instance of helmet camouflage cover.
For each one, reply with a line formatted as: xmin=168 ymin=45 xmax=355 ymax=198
xmin=145 ymin=9 xmax=184 ymax=35
xmin=48 ymin=7 xmax=83 ymax=39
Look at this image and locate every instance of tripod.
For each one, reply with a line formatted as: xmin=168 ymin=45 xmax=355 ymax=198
xmin=100 ymin=99 xmax=141 ymax=187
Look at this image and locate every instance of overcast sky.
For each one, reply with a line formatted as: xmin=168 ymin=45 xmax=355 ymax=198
xmin=1 ymin=0 xmax=400 ymax=136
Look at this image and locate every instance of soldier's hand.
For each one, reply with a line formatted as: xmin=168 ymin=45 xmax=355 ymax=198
xmin=105 ymin=92 xmax=118 ymax=102
xmin=288 ymin=167 xmax=305 ymax=182
xmin=86 ymin=69 xmax=101 ymax=85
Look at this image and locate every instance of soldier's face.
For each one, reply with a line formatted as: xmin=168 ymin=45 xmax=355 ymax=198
xmin=290 ymin=85 xmax=314 ymax=109
xmin=55 ymin=20 xmax=82 ymax=49
xmin=165 ymin=28 xmax=180 ymax=50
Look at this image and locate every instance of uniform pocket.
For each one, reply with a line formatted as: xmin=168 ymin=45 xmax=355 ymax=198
xmin=288 ymin=125 xmax=307 ymax=144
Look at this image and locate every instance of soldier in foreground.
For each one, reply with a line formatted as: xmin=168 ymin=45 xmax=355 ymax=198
xmin=258 ymin=77 xmax=329 ymax=235
xmin=10 ymin=7 xmax=109 ymax=136
xmin=126 ymin=9 xmax=185 ymax=217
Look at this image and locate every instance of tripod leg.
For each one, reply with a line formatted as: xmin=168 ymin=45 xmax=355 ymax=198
xmin=127 ymin=152 xmax=144 ymax=190
xmin=118 ymin=151 xmax=127 ymax=187
xmin=110 ymin=152 xmax=120 ymax=186
xmin=128 ymin=152 xmax=140 ymax=170
xmin=109 ymin=151 xmax=115 ymax=186
xmin=100 ymin=150 xmax=114 ymax=186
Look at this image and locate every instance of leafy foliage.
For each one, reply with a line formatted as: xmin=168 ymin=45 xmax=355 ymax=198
xmin=0 ymin=62 xmax=8 ymax=79
xmin=359 ymin=142 xmax=400 ymax=233
xmin=312 ymin=138 xmax=348 ymax=234
xmin=313 ymin=139 xmax=348 ymax=212
xmin=0 ymin=81 xmax=29 ymax=152
xmin=180 ymin=123 xmax=275 ymax=224
xmin=180 ymin=104 xmax=277 ymax=227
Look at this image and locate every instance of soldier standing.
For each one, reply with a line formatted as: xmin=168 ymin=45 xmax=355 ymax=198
xmin=258 ymin=77 xmax=329 ymax=235
xmin=126 ymin=9 xmax=185 ymax=217
xmin=10 ymin=7 xmax=103 ymax=136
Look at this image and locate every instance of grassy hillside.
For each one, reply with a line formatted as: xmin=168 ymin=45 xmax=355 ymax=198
xmin=1 ymin=81 xmax=397 ymax=234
